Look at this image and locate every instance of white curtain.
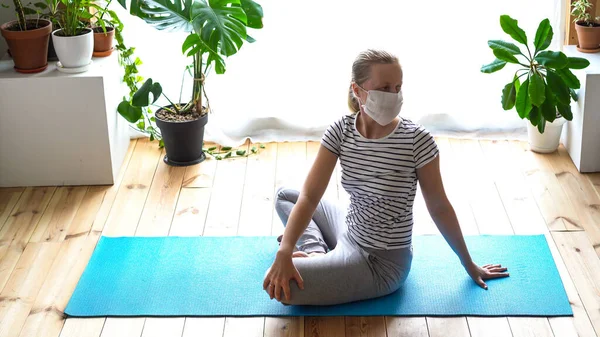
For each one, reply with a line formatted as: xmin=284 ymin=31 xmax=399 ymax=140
xmin=115 ymin=0 xmax=565 ymax=146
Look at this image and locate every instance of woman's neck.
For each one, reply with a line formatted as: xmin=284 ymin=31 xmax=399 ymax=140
xmin=356 ymin=110 xmax=400 ymax=139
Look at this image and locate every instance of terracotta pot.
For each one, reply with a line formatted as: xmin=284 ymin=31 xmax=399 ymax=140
xmin=93 ymin=26 xmax=115 ymax=57
xmin=575 ymin=22 xmax=600 ymax=52
xmin=0 ymin=19 xmax=52 ymax=73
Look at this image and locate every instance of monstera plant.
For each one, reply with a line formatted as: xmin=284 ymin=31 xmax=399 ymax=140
xmin=481 ymin=15 xmax=590 ymax=153
xmin=117 ymin=0 xmax=263 ymax=166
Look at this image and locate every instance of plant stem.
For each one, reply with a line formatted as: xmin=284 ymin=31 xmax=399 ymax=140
xmin=193 ymin=52 xmax=204 ymax=114
xmin=179 ymin=68 xmax=186 ymax=106
xmin=13 ymin=0 xmax=27 ymax=30
xmin=525 ymin=44 xmax=533 ymax=62
xmin=160 ymin=93 xmax=178 ymax=112
xmin=515 ymin=72 xmax=528 ymax=81
xmin=99 ymin=0 xmax=111 ymax=22
xmin=203 ymin=85 xmax=210 ymax=111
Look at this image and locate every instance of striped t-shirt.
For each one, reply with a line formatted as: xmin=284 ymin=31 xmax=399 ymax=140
xmin=321 ymin=114 xmax=439 ymax=250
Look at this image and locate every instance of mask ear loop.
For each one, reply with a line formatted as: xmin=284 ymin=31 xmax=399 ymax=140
xmin=354 ymin=84 xmax=368 ymax=111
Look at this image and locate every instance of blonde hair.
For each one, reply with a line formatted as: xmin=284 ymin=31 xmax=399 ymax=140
xmin=347 ymin=49 xmax=400 ymax=113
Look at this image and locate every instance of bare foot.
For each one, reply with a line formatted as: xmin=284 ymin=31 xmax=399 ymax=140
xmin=292 ymin=251 xmax=308 ymax=258
xmin=292 ymin=251 xmax=326 ymax=258
xmin=308 ymin=252 xmax=326 ymax=258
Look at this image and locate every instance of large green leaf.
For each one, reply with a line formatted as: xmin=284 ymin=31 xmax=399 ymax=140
xmin=566 ymin=57 xmax=590 ymax=69
xmin=132 ymin=79 xmax=162 ymax=107
xmin=192 ymin=0 xmax=248 ymax=56
xmin=541 ymin=84 xmax=557 ymax=122
xmin=502 ymin=82 xmax=517 ymax=110
xmin=182 ymin=33 xmax=200 ymax=54
xmin=493 ymin=49 xmax=519 ymax=64
xmin=150 ymin=83 xmax=162 ymax=104
xmin=516 ymin=78 xmax=532 ymax=119
xmin=138 ymin=0 xmax=194 ymax=32
xmin=514 ymin=73 xmax=521 ymax=92
xmin=128 ymin=0 xmax=146 ymax=17
xmin=529 ymin=106 xmax=541 ymax=126
xmin=534 ymin=51 xmax=568 ymax=69
xmin=534 ymin=18 xmax=553 ymax=54
xmin=529 ymin=72 xmax=546 ymax=107
xmin=500 ymin=15 xmax=528 ymax=45
xmin=557 ymin=102 xmax=573 ymax=121
xmin=481 ymin=59 xmax=507 ymax=73
xmin=537 ymin=115 xmax=546 ymax=133
xmin=182 ymin=33 xmax=226 ymax=73
xmin=133 ymin=0 xmax=263 ymax=58
xmin=208 ymin=52 xmax=226 ymax=74
xmin=556 ymin=68 xmax=581 ymax=89
xmin=182 ymin=32 xmax=220 ymax=57
xmin=241 ymin=0 xmax=263 ymax=28
xmin=117 ymin=101 xmax=143 ymax=123
xmin=546 ymin=70 xmax=570 ymax=105
xmin=488 ymin=40 xmax=522 ymax=55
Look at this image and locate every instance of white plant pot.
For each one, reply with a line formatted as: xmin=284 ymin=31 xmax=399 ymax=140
xmin=527 ymin=117 xmax=567 ymax=153
xmin=52 ymin=28 xmax=93 ymax=69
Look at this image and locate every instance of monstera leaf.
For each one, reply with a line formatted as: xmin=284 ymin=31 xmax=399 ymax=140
xmin=123 ymin=0 xmax=263 ymax=57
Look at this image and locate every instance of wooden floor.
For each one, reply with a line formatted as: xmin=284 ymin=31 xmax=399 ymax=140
xmin=1 ymin=138 xmax=600 ymax=337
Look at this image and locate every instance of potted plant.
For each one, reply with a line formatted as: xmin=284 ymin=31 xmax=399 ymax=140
xmin=116 ymin=0 xmax=264 ymax=166
xmin=1 ymin=0 xmax=52 ymax=73
xmin=51 ymin=0 xmax=97 ymax=72
xmin=91 ymin=0 xmax=120 ymax=57
xmin=26 ymin=0 xmax=64 ymax=61
xmin=482 ymin=15 xmax=591 ymax=153
xmin=572 ymin=0 xmax=600 ymax=53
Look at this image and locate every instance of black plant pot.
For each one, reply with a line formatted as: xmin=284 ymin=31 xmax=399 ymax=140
xmin=156 ymin=111 xmax=208 ymax=166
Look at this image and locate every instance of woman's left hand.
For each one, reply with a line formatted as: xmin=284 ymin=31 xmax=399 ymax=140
xmin=465 ymin=262 xmax=509 ymax=289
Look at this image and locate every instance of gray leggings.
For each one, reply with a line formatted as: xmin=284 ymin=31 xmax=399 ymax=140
xmin=274 ymin=187 xmax=413 ymax=306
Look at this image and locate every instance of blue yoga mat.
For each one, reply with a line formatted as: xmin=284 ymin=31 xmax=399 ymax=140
xmin=65 ymin=235 xmax=572 ymax=317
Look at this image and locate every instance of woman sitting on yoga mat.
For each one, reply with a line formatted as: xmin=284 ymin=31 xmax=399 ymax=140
xmin=263 ymin=49 xmax=510 ymax=306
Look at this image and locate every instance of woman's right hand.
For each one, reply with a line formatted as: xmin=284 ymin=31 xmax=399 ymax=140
xmin=263 ymin=251 xmax=304 ymax=302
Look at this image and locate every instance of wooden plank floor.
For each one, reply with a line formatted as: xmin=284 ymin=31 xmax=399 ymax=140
xmin=1 ymin=138 xmax=599 ymax=337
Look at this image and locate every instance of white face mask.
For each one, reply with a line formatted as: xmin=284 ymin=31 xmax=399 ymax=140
xmin=357 ymin=85 xmax=403 ymax=126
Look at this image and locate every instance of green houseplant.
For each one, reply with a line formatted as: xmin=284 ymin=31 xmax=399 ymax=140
xmin=51 ymin=0 xmax=98 ymax=72
xmin=571 ymin=0 xmax=600 ymax=52
xmin=91 ymin=0 xmax=121 ymax=56
xmin=1 ymin=0 xmax=53 ymax=73
xmin=22 ymin=0 xmax=61 ymax=60
xmin=481 ymin=15 xmax=590 ymax=153
xmin=116 ymin=0 xmax=264 ymax=166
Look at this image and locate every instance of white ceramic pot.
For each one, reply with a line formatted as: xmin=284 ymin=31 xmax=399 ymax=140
xmin=527 ymin=117 xmax=567 ymax=153
xmin=51 ymin=28 xmax=93 ymax=68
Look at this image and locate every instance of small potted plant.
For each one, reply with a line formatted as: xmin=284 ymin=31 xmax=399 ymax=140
xmin=91 ymin=0 xmax=120 ymax=57
xmin=116 ymin=0 xmax=264 ymax=166
xmin=1 ymin=0 xmax=52 ymax=73
xmin=572 ymin=0 xmax=600 ymax=52
xmin=26 ymin=0 xmax=63 ymax=61
xmin=482 ymin=15 xmax=590 ymax=153
xmin=51 ymin=0 xmax=97 ymax=72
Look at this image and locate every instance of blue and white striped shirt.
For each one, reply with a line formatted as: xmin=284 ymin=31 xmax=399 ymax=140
xmin=321 ymin=114 xmax=439 ymax=250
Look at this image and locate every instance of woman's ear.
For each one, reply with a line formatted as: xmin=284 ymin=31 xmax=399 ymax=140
xmin=351 ymin=83 xmax=362 ymax=99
